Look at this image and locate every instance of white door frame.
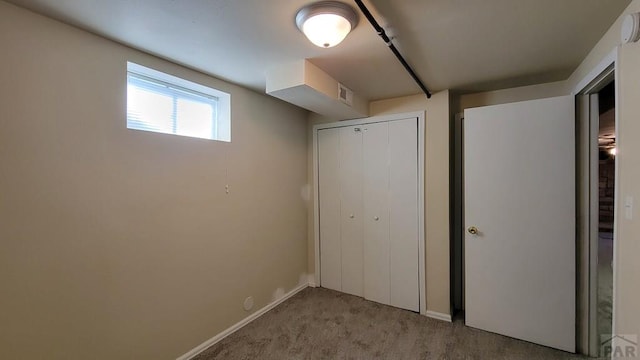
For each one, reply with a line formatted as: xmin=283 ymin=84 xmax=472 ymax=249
xmin=312 ymin=111 xmax=427 ymax=315
xmin=572 ymin=47 xmax=620 ymax=356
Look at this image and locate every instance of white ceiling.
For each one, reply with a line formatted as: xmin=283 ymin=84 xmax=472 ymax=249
xmin=6 ymin=0 xmax=631 ymax=100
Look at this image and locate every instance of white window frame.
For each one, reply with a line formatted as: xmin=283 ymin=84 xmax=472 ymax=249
xmin=126 ymin=62 xmax=231 ymax=142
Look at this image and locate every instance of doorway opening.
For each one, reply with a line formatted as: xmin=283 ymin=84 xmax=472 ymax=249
xmin=575 ymin=63 xmax=617 ymax=357
xmin=596 ymin=80 xmax=615 ymax=352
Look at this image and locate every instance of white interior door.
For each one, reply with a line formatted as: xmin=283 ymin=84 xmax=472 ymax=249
xmin=464 ymin=96 xmax=576 ymax=352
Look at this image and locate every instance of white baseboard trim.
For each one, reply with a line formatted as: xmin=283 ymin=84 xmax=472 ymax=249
xmin=425 ymin=310 xmax=452 ymax=323
xmin=176 ymin=283 xmax=309 ymax=360
xmin=307 ymin=273 xmax=317 ymax=288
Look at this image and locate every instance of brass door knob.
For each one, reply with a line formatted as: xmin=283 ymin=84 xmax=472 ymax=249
xmin=468 ymin=226 xmax=479 ymax=235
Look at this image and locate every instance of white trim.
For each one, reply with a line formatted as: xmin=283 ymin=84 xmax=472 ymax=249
xmin=127 ymin=62 xmax=229 ymax=100
xmin=426 ymin=311 xmax=453 ymax=323
xmin=176 ymin=283 xmax=308 ymax=360
xmin=571 ymin=49 xmax=618 ymax=96
xmin=573 ymin=46 xmax=620 ymax=359
xmin=588 ymin=93 xmax=600 ymax=356
xmin=313 ymin=111 xmax=423 ymax=131
xmin=417 ymin=113 xmax=427 ymax=316
xmin=611 ymin=48 xmax=621 ymax=360
xmin=308 ymin=274 xmax=317 ymax=288
xmin=575 ymin=94 xmax=591 ymax=354
xmin=312 ymin=111 xmax=427 ymax=315
xmin=313 ymin=126 xmax=321 ymax=289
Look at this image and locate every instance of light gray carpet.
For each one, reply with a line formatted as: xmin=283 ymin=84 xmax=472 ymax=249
xmin=194 ymin=287 xmax=595 ymax=360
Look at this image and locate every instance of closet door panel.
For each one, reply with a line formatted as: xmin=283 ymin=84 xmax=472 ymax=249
xmin=388 ymin=118 xmax=420 ymax=311
xmin=339 ymin=126 xmax=364 ymax=297
xmin=318 ymin=128 xmax=342 ymax=292
xmin=363 ymin=122 xmax=391 ymax=305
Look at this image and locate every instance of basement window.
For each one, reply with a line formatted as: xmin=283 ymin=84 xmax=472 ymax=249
xmin=126 ymin=62 xmax=230 ymax=142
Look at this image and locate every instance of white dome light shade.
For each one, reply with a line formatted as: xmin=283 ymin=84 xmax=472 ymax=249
xmin=296 ymin=1 xmax=359 ymax=48
xmin=302 ymin=13 xmax=352 ymax=48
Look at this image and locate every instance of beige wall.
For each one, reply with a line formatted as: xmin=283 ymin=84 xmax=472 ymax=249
xmin=306 ymin=91 xmax=452 ymax=316
xmin=0 ymin=2 xmax=309 ymax=360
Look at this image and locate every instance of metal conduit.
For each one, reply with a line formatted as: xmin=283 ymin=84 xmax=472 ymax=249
xmin=353 ymin=0 xmax=432 ymax=98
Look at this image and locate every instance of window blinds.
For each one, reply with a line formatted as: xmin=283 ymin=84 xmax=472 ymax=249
xmin=126 ymin=72 xmax=219 ymax=140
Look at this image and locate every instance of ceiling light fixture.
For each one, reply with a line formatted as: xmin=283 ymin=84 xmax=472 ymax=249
xmin=296 ymin=1 xmax=359 ymax=48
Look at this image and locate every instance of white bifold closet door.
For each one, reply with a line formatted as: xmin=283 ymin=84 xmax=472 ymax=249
xmin=318 ymin=128 xmax=343 ymax=292
xmin=318 ymin=126 xmax=365 ymax=297
xmin=317 ymin=117 xmax=418 ymax=312
xmin=339 ymin=126 xmax=365 ymax=297
xmin=387 ymin=119 xmax=419 ymax=311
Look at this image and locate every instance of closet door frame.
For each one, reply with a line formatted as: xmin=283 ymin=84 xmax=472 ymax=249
xmin=313 ymin=111 xmax=426 ymax=315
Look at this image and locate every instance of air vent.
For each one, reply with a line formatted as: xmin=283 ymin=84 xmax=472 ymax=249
xmin=338 ymin=83 xmax=353 ymax=106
